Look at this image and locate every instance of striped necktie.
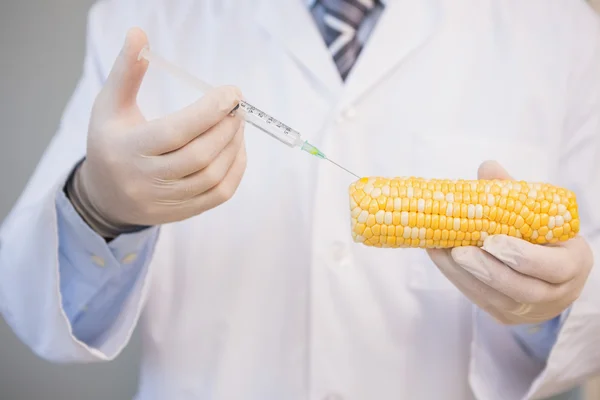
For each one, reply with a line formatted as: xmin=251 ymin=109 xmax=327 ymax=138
xmin=310 ymin=0 xmax=380 ymax=80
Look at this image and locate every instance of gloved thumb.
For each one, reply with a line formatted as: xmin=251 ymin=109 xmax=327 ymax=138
xmin=100 ymin=27 xmax=149 ymax=114
xmin=477 ymin=160 xmax=512 ymax=180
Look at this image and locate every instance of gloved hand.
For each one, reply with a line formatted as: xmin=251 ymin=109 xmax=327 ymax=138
xmin=74 ymin=27 xmax=247 ymax=233
xmin=427 ymin=160 xmax=594 ymax=325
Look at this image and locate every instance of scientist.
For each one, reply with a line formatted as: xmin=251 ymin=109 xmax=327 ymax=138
xmin=1 ymin=0 xmax=600 ymax=399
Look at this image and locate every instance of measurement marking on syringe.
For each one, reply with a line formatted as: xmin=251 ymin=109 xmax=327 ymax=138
xmin=239 ymin=102 xmax=294 ymax=135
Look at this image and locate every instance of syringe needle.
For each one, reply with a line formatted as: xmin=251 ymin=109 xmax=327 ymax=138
xmin=325 ymin=157 xmax=361 ymax=179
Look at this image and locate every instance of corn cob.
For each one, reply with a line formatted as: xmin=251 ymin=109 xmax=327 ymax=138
xmin=349 ymin=177 xmax=579 ymax=248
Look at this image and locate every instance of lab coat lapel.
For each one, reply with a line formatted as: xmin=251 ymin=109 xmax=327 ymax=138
xmin=253 ymin=0 xmax=344 ymax=97
xmin=341 ymin=0 xmax=444 ymax=106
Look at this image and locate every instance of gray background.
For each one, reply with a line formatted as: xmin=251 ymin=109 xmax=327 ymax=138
xmin=0 ymin=1 xmax=599 ymax=399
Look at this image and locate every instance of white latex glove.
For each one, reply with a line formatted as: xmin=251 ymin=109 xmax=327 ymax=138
xmin=427 ymin=160 xmax=594 ymax=325
xmin=76 ymin=27 xmax=247 ymax=230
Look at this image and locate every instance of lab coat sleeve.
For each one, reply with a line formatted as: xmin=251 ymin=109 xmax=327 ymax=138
xmin=0 ymin=1 xmax=158 ymax=363
xmin=467 ymin=6 xmax=600 ymax=400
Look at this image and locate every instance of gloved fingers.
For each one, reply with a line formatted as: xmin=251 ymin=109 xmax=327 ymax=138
xmin=99 ymin=27 xmax=150 ymax=115
xmin=141 ymin=85 xmax=242 ymax=155
xmin=427 ymin=248 xmax=521 ymax=324
xmin=149 ymin=117 xmax=244 ymax=180
xmin=450 ymin=246 xmax=563 ymax=305
xmin=177 ymin=142 xmax=247 ymax=215
xmin=156 ymin=124 xmax=245 ymax=200
xmin=482 ymin=234 xmax=592 ymax=284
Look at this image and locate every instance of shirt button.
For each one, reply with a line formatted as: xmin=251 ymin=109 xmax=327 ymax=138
xmin=331 ymin=242 xmax=349 ymax=264
xmin=91 ymin=255 xmax=105 ymax=267
xmin=343 ymin=106 xmax=356 ymax=119
xmin=122 ymin=253 xmax=138 ymax=264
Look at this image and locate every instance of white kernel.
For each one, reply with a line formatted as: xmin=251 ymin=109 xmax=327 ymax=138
xmin=401 ymin=211 xmax=409 ymax=226
xmin=528 ymin=190 xmax=537 ymax=199
xmin=467 ymin=204 xmax=475 ymax=219
xmin=407 ymin=187 xmax=414 ymax=198
xmin=446 ymin=193 xmax=454 ymax=202
xmin=384 ymin=212 xmax=393 ymax=225
xmin=417 ymin=199 xmax=425 ymax=212
xmin=516 ymin=230 xmax=522 ymax=238
xmin=558 ymin=204 xmax=567 ymax=214
xmin=555 ymin=215 xmax=564 ymax=227
xmin=553 ymin=194 xmax=561 ymax=204
xmin=480 ymin=232 xmax=488 ymax=241
xmin=419 ymin=239 xmax=426 ymax=247
xmin=350 ymin=198 xmax=358 ymax=209
xmin=546 ymin=231 xmax=554 ymax=241
xmin=355 ymin=235 xmax=365 ymax=242
xmin=446 ymin=203 xmax=453 ymax=217
xmin=371 ymin=188 xmax=382 ymax=198
xmin=364 ymin=183 xmax=374 ymax=194
xmin=471 ymin=183 xmax=478 ymax=191
xmin=419 ymin=227 xmax=426 ymax=240
xmin=351 ymin=207 xmax=361 ymax=218
xmin=375 ymin=210 xmax=385 ymax=224
xmin=484 ymin=185 xmax=492 ymax=193
xmin=453 ymin=218 xmax=461 ymax=231
xmin=403 ymin=226 xmax=411 ymax=238
xmin=394 ymin=198 xmax=401 ymax=211
xmin=534 ymin=183 xmax=542 ymax=190
xmin=382 ymin=185 xmax=390 ymax=196
xmin=501 ymin=187 xmax=509 ymax=196
xmin=548 ymin=216 xmax=555 ymax=229
xmin=411 ymin=227 xmax=419 ymax=239
xmin=513 ymin=183 xmax=522 ymax=192
xmin=487 ymin=194 xmax=495 ymax=206
xmin=475 ymin=204 xmax=483 ymax=219
xmin=564 ymin=211 xmax=572 ymax=222
xmin=531 ymin=230 xmax=539 ymax=240
xmin=358 ymin=210 xmax=368 ymax=223
xmin=433 ymin=191 xmax=444 ymax=201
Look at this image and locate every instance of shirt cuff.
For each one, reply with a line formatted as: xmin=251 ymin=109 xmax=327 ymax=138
xmin=55 ymin=186 xmax=158 ymax=322
xmin=510 ymin=307 xmax=572 ymax=363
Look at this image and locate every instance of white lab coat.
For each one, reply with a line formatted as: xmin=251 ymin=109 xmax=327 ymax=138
xmin=2 ymin=0 xmax=600 ymax=399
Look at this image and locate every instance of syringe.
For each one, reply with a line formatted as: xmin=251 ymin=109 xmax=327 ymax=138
xmin=137 ymin=47 xmax=359 ymax=179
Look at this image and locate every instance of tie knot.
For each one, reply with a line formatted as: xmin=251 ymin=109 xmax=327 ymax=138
xmin=316 ymin=0 xmax=376 ymax=29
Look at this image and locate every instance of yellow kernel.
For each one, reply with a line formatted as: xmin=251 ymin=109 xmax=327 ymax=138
xmin=499 ymin=197 xmax=507 ymax=209
xmin=425 ymin=199 xmax=433 ymax=213
xmin=426 ymin=228 xmax=434 ymax=239
xmin=501 ymin=225 xmax=509 ymax=235
xmin=409 ymin=212 xmax=417 ymax=227
xmin=489 ymin=207 xmax=497 ymax=220
xmin=402 ymin=198 xmax=410 ymax=212
xmin=395 ymin=226 xmax=404 ymax=237
xmin=508 ymin=213 xmax=517 ymax=226
xmin=540 ymin=200 xmax=550 ymax=213
xmin=525 ymin=213 xmax=535 ymax=226
xmin=426 ymin=239 xmax=434 ymax=247
xmin=571 ymin=219 xmax=580 ymax=232
xmin=410 ymin=238 xmax=420 ymax=247
xmin=409 ymin=199 xmax=418 ymax=212
xmin=552 ymin=227 xmax=564 ymax=238
xmin=425 ymin=214 xmax=431 ymax=228
xmin=525 ymin=198 xmax=536 ymax=210
xmin=366 ymin=214 xmax=376 ymax=227
xmin=472 ymin=231 xmax=480 ymax=241
xmin=369 ymin=201 xmax=379 ymax=214
xmin=359 ymin=196 xmax=372 ymax=209
xmin=548 ymin=203 xmax=558 ymax=216
xmin=460 ymin=218 xmax=468 ymax=232
xmin=514 ymin=201 xmax=523 ymax=214
xmin=388 ymin=226 xmax=395 ymax=236
xmin=440 ymin=216 xmax=447 ymax=230
xmin=508 ymin=226 xmax=516 ymax=237
xmin=500 ymin=211 xmax=510 ymax=224
xmin=449 ymin=230 xmax=457 ymax=240
xmin=540 ymin=214 xmax=549 ymax=228
xmin=560 ymin=234 xmax=569 ymax=242
xmin=538 ymin=226 xmax=549 ymax=236
xmin=563 ymin=223 xmax=571 ymax=234
xmin=355 ymin=223 xmax=366 ymax=235
xmin=431 ymin=215 xmax=439 ymax=230
xmin=381 ymin=225 xmax=388 ymax=236
xmin=520 ymin=225 xmax=531 ymax=236
xmin=363 ymin=228 xmax=373 ymax=239
xmin=387 ymin=236 xmax=396 ymax=246
xmin=440 ymin=240 xmax=448 ymax=247
xmin=433 ymin=229 xmax=441 ymax=240
xmin=432 ymin=201 xmax=440 ymax=215
xmin=456 ymin=231 xmax=465 ymax=241
xmin=441 ymin=230 xmax=449 ymax=240
xmin=378 ymin=196 xmax=387 ymax=210
xmin=417 ymin=213 xmax=425 ymax=228
xmin=461 ymin=204 xmax=468 ymax=218
xmin=391 ymin=187 xmax=399 ymax=197
xmin=482 ymin=219 xmax=489 ymax=232
xmin=372 ymin=225 xmax=381 ymax=236
xmin=514 ymin=215 xmax=525 ymax=229
xmin=385 ymin=198 xmax=394 ymax=212
xmin=393 ymin=212 xmax=401 ymax=225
